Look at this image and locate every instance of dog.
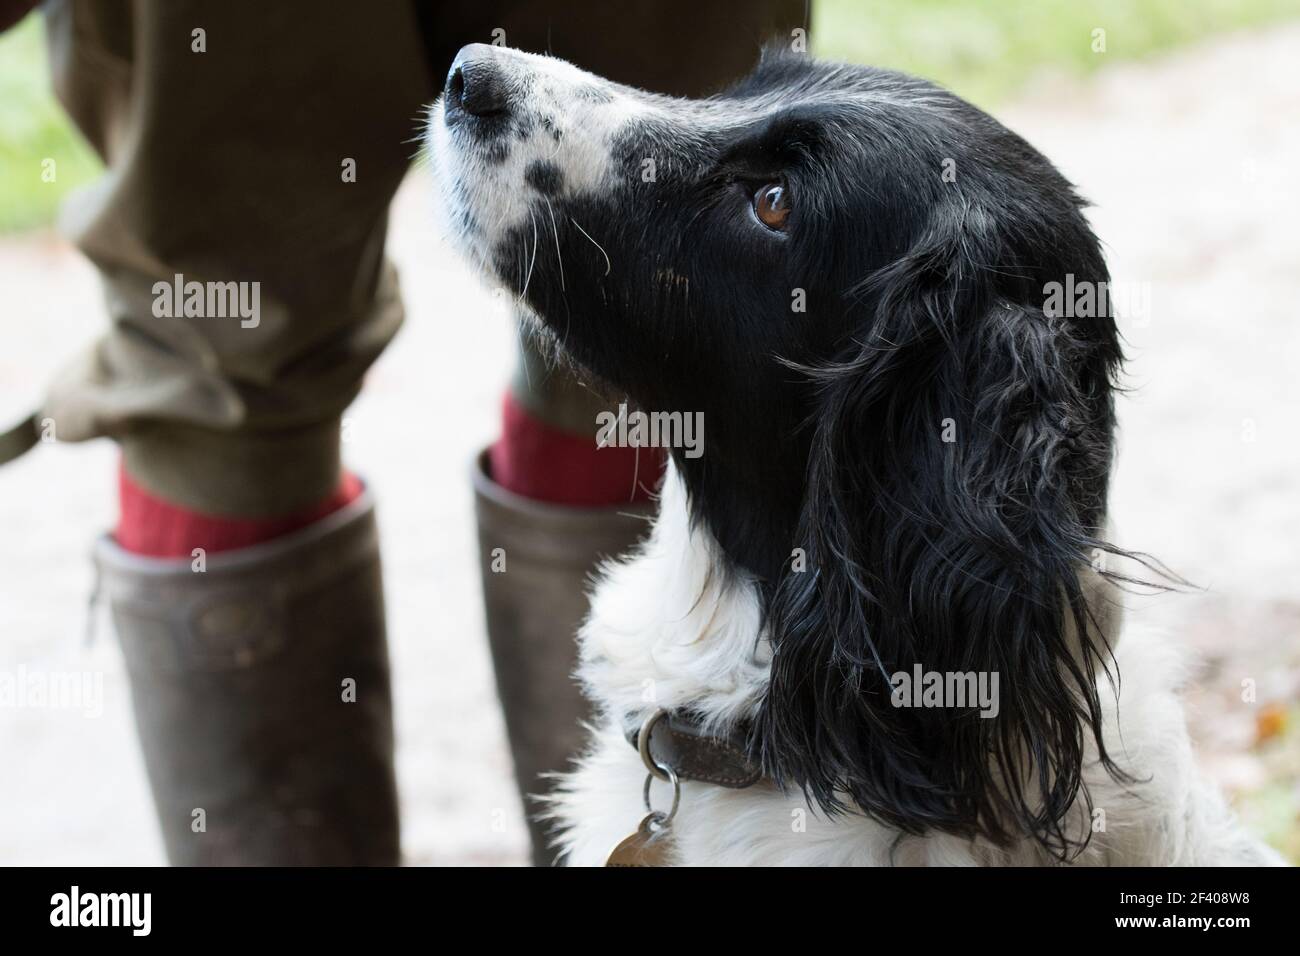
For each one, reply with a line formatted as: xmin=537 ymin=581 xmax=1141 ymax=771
xmin=427 ymin=43 xmax=1283 ymax=866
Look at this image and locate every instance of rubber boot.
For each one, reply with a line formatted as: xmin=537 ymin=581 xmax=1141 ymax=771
xmin=94 ymin=489 xmax=400 ymax=865
xmin=472 ymin=451 xmax=653 ymax=866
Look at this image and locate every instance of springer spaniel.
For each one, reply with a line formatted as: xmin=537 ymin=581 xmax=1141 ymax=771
xmin=427 ymin=43 xmax=1282 ymax=866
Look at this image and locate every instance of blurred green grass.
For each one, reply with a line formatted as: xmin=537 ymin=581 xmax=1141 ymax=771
xmin=1237 ymin=703 xmax=1300 ymax=863
xmin=0 ymin=15 xmax=100 ymax=234
xmin=814 ymin=0 xmax=1300 ymax=105
xmin=2 ymin=1 xmax=1300 ymax=232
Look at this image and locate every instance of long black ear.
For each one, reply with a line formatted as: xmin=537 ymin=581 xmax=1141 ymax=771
xmin=756 ymin=208 xmax=1135 ymax=858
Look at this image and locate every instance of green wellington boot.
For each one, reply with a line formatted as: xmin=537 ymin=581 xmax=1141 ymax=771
xmin=94 ymin=488 xmax=400 ymax=865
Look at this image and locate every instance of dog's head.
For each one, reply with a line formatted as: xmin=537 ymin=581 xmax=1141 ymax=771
xmin=430 ymin=44 xmax=1136 ymax=857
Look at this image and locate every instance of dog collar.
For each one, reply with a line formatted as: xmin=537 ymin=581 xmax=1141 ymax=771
xmin=607 ymin=709 xmax=764 ymax=865
xmin=624 ymin=708 xmax=762 ymax=789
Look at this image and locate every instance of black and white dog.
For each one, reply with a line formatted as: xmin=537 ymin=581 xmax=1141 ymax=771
xmin=428 ymin=43 xmax=1281 ymax=865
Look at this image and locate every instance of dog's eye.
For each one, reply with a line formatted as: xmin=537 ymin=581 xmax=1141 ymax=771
xmin=753 ymin=183 xmax=790 ymax=231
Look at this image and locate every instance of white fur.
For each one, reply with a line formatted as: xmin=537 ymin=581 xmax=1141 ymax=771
xmin=549 ymin=463 xmax=1285 ymax=867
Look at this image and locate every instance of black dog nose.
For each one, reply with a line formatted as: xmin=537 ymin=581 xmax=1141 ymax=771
xmin=445 ymin=44 xmax=509 ymax=117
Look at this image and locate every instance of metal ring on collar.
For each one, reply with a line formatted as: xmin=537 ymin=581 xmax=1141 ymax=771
xmin=637 ymin=708 xmax=672 ymax=781
xmin=642 ymin=766 xmax=680 ymax=825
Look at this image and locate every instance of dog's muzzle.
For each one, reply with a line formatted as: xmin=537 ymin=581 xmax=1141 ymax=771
xmin=427 ymin=44 xmax=638 ymax=278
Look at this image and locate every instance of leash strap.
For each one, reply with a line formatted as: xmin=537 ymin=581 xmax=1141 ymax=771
xmin=0 ymin=412 xmax=39 ymax=466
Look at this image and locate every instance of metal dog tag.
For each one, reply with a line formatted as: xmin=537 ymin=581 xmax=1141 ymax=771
xmin=606 ymin=812 xmax=672 ymax=867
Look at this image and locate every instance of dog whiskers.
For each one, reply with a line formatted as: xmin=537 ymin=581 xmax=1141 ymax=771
xmin=544 ymin=197 xmax=566 ymax=293
xmin=569 ymin=216 xmax=612 ymax=276
xmin=520 ymin=208 xmax=540 ymax=299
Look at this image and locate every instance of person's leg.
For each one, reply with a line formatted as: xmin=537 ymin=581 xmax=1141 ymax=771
xmin=436 ymin=0 xmax=809 ymax=864
xmin=44 ymin=0 xmax=434 ymax=864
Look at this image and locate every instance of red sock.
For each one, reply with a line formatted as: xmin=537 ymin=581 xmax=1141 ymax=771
xmin=116 ymin=462 xmax=363 ymax=558
xmin=489 ymin=392 xmax=664 ymax=506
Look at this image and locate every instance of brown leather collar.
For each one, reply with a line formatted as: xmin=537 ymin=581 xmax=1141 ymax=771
xmin=625 ymin=709 xmax=763 ymax=789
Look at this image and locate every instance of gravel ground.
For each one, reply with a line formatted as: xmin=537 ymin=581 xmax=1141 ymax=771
xmin=1 ymin=24 xmax=1297 ymax=865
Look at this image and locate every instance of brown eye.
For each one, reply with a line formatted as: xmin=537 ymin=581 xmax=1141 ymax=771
xmin=754 ymin=183 xmax=790 ymax=231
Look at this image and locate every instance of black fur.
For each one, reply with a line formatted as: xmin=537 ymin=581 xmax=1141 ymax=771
xmin=456 ymin=49 xmax=1161 ymax=858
